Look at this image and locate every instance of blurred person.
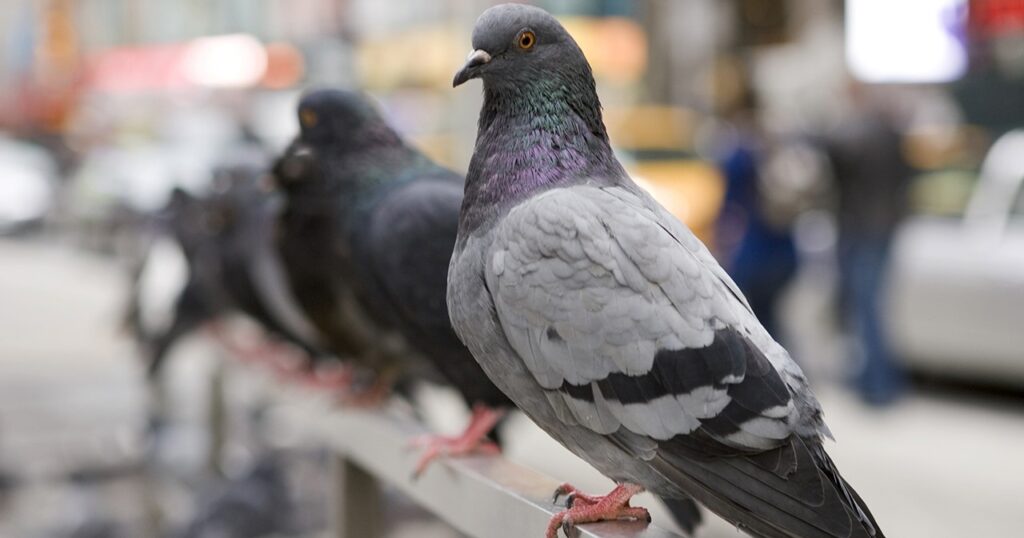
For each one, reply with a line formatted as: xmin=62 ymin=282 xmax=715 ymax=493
xmin=824 ymin=82 xmax=912 ymax=406
xmin=713 ymin=76 xmax=798 ymax=341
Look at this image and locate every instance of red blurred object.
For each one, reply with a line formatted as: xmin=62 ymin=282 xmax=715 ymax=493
xmin=83 ymin=44 xmax=191 ymax=93
xmin=971 ymin=0 xmax=1024 ymax=34
xmin=82 ymin=35 xmax=278 ymax=93
xmin=262 ymin=42 xmax=305 ymax=89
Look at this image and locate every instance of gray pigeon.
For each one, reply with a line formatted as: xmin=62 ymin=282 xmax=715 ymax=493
xmin=448 ymin=4 xmax=884 ymax=538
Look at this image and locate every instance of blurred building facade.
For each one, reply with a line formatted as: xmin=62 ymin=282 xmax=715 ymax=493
xmin=2 ymin=0 xmax=1023 ymax=284
xmin=4 ymin=1 xmax=1022 ymax=132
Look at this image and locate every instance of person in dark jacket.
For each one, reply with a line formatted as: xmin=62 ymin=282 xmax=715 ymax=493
xmin=825 ymin=84 xmax=912 ymax=406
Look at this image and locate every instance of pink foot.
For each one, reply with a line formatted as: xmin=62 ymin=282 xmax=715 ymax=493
xmin=410 ymin=404 xmax=505 ymax=478
xmin=546 ymin=483 xmax=650 ymax=538
xmin=266 ymin=349 xmax=308 ymax=377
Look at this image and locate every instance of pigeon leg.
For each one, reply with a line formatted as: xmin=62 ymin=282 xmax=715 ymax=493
xmin=335 ymin=374 xmax=393 ymax=408
xmin=205 ymin=322 xmax=283 ymax=366
xmin=410 ymin=404 xmax=505 ymax=478
xmin=205 ymin=322 xmax=252 ymax=358
xmin=552 ymin=483 xmax=603 ymax=507
xmin=293 ymin=362 xmax=354 ymax=391
xmin=546 ymin=483 xmax=650 ymax=538
xmin=204 ymin=323 xmax=326 ymax=386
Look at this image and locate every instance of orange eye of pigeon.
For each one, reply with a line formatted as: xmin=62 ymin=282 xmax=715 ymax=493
xmin=300 ymin=108 xmax=318 ymax=128
xmin=518 ymin=30 xmax=536 ymax=50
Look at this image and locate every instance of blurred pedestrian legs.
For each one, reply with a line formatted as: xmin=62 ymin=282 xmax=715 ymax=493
xmin=837 ymin=237 xmax=904 ymax=405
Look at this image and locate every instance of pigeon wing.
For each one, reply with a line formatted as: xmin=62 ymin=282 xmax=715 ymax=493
xmin=361 ymin=177 xmax=512 ymax=407
xmin=362 ymin=178 xmax=463 ymax=335
xmin=484 ymin=183 xmax=882 ymax=537
xmin=487 ymin=184 xmax=798 ymax=448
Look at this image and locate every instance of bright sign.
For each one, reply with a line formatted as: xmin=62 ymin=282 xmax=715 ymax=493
xmin=846 ymin=0 xmax=968 ymax=83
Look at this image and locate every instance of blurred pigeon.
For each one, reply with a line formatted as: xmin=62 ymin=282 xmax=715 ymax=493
xmin=124 ymin=187 xmax=228 ymax=377
xmin=448 ymin=5 xmax=883 ymax=538
xmin=272 ymin=89 xmax=513 ymax=470
xmin=180 ymin=453 xmax=291 ymax=538
xmin=269 ymin=141 xmax=388 ymax=385
xmin=200 ymin=164 xmax=330 ymax=367
xmin=124 ymin=164 xmax=330 ymax=379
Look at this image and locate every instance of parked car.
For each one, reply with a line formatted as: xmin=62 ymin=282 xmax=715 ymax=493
xmin=0 ymin=135 xmax=57 ymax=233
xmin=888 ymin=129 xmax=1024 ymax=386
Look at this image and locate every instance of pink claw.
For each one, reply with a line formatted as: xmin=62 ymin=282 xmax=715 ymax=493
xmin=410 ymin=405 xmax=505 ymax=478
xmin=546 ymin=483 xmax=649 ymax=538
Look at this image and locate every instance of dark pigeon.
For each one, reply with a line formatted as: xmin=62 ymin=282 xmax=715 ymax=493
xmin=448 ymin=4 xmax=883 ymax=538
xmin=124 ymin=186 xmax=232 ymax=378
xmin=271 ymin=89 xmax=514 ymax=470
xmin=124 ymin=164 xmax=330 ymax=379
xmin=201 ymin=164 xmax=331 ymax=365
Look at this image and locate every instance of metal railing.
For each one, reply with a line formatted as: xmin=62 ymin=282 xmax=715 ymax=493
xmin=268 ymin=390 xmax=685 ymax=538
xmin=175 ymin=347 xmax=685 ymax=538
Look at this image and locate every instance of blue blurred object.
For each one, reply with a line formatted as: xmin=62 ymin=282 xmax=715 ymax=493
xmin=716 ymin=131 xmax=798 ymax=340
xmin=838 ymin=238 xmax=905 ymax=405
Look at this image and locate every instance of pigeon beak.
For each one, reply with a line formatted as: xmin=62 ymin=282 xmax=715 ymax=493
xmin=453 ymin=49 xmax=491 ymax=87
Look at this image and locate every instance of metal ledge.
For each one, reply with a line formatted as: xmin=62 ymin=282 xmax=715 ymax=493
xmin=272 ymin=394 xmax=684 ymax=538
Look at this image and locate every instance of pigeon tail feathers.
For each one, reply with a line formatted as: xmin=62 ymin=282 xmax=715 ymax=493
xmin=647 ymin=434 xmax=883 ymax=538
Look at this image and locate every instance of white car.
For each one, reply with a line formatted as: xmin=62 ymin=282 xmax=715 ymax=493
xmin=888 ymin=130 xmax=1024 ymax=386
xmin=0 ymin=135 xmax=57 ymax=232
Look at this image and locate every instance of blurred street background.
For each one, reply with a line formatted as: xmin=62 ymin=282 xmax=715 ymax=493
xmin=0 ymin=1 xmax=1023 ymax=537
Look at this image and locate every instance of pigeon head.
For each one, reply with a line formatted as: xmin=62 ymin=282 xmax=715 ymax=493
xmin=296 ymin=89 xmax=399 ymax=149
xmin=453 ymin=4 xmax=592 ymax=93
xmin=453 ymin=5 xmax=622 ymax=231
xmin=160 ymin=189 xmax=225 ymax=262
xmin=271 ymin=141 xmax=316 ymax=191
xmin=205 ymin=164 xmax=275 ymax=237
xmin=278 ymin=90 xmax=425 ymax=200
xmin=163 ymin=188 xmax=207 ymax=244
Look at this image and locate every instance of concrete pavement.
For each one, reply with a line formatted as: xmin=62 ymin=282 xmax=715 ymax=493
xmin=0 ymin=237 xmax=1021 ymax=537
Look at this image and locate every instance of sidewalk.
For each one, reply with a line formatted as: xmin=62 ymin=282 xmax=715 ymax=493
xmin=0 ymin=237 xmax=1021 ymax=537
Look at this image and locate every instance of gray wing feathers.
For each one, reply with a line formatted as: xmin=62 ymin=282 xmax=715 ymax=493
xmin=487 ymin=185 xmax=809 ymax=446
xmin=493 ymin=189 xmax=721 ymax=384
xmin=612 ymin=186 xmax=755 ymax=316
